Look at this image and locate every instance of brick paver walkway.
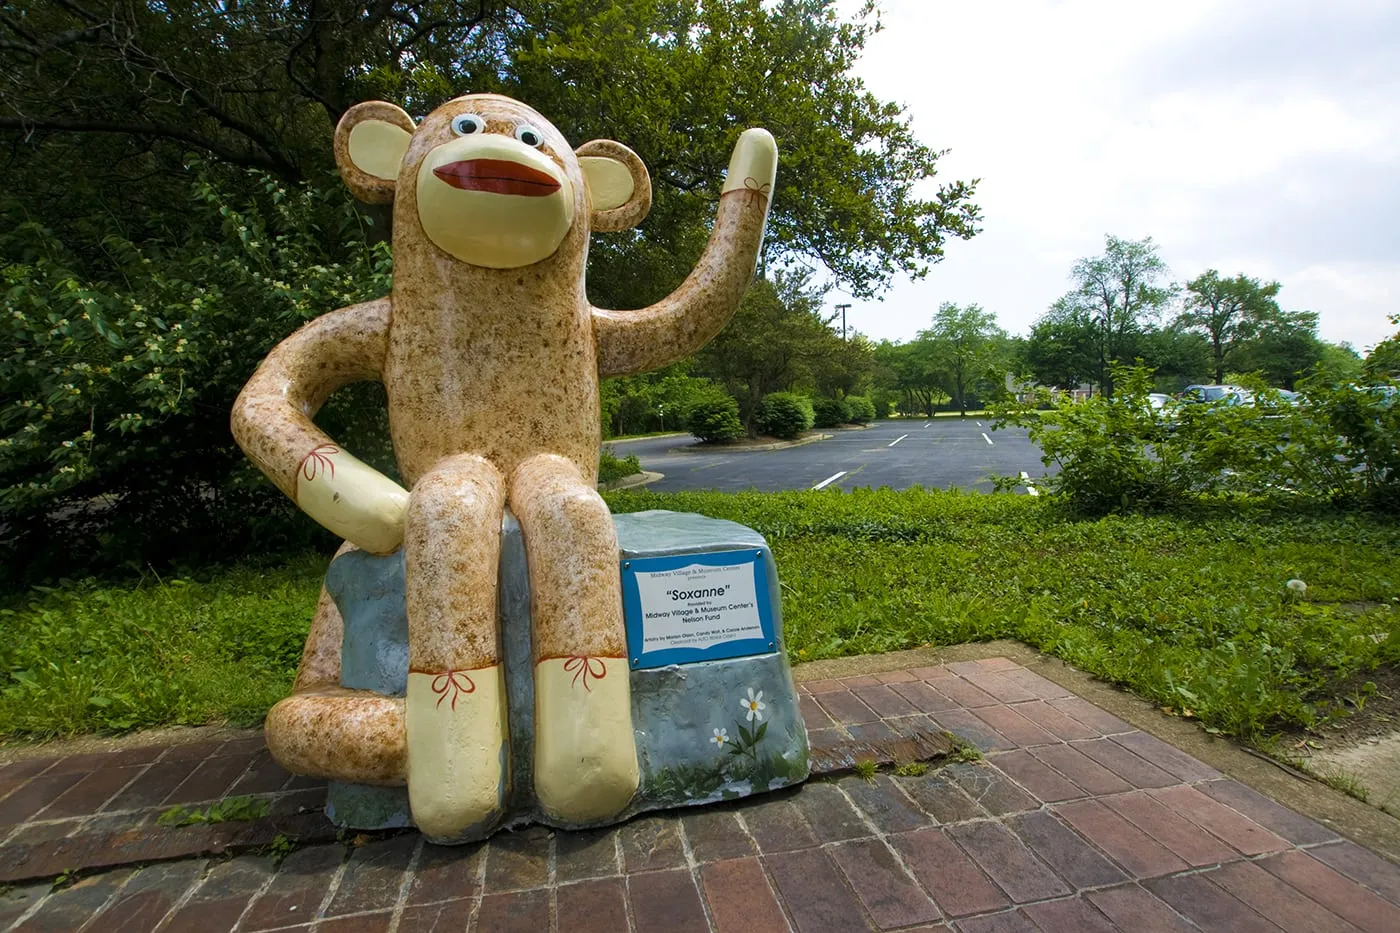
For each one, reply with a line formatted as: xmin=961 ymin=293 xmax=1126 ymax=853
xmin=2 ymin=657 xmax=1398 ymax=931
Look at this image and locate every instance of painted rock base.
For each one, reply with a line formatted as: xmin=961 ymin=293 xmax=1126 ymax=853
xmin=324 ymin=510 xmax=809 ymax=839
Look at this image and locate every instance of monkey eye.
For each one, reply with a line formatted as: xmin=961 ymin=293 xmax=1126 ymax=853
xmin=515 ymin=124 xmax=544 ymax=148
xmin=450 ymin=113 xmax=486 ymax=136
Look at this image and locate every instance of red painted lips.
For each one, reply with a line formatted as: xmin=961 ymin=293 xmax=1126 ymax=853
xmin=432 ymin=159 xmax=561 ymax=196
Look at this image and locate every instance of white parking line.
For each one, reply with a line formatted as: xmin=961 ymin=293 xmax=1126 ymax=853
xmin=923 ymin=422 xmax=931 ymax=428
xmin=811 ymin=471 xmax=847 ymax=490
xmin=1021 ymin=471 xmax=1040 ymax=497
xmin=982 ymin=432 xmax=994 ymax=446
xmin=976 ymin=421 xmax=983 ymax=427
xmin=888 ymin=434 xmax=908 ymax=447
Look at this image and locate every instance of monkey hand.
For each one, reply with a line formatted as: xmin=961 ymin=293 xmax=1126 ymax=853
xmin=719 ymin=127 xmax=778 ymax=199
xmin=295 ymin=445 xmax=409 ymax=555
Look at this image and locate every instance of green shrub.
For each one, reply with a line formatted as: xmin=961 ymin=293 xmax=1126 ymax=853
xmin=598 ymin=448 xmax=643 ymax=484
xmin=0 ymin=169 xmax=391 ymax=588
xmin=995 ymin=365 xmax=1400 ymax=515
xmin=757 ymin=392 xmax=815 ymax=439
xmin=811 ymin=397 xmax=851 ymax=428
xmin=872 ymin=396 xmax=893 ymax=419
xmin=687 ymin=395 xmax=744 ymax=442
xmin=845 ymin=396 xmax=876 ymax=423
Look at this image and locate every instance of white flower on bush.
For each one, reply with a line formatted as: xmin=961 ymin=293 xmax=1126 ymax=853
xmin=711 ymin=728 xmax=728 ymax=747
xmin=1286 ymin=579 xmax=1307 ymax=595
xmin=740 ymin=688 xmax=766 ymax=722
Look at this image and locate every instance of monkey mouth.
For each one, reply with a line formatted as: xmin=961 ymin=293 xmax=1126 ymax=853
xmin=432 ymin=159 xmax=561 ymax=196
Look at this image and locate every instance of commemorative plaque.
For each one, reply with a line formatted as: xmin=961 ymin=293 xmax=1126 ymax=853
xmin=622 ymin=549 xmax=777 ymax=669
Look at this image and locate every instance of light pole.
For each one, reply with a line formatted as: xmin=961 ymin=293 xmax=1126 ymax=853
xmin=835 ymin=303 xmax=851 ymax=342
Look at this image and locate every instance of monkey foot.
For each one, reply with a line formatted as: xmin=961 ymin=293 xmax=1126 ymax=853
xmin=265 ymin=687 xmax=407 ymax=785
xmin=533 ymin=656 xmax=640 ymax=824
xmin=405 ymin=664 xmax=509 ymax=842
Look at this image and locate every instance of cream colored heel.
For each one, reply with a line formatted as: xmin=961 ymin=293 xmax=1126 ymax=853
xmin=405 ymin=665 xmax=508 ymax=841
xmin=532 ymin=656 xmax=639 ymax=823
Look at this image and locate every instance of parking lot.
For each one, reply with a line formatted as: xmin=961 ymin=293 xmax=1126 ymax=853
xmin=608 ymin=418 xmax=1053 ymax=493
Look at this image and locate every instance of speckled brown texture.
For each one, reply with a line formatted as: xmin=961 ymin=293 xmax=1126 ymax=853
xmin=593 ymin=187 xmax=769 ymax=377
xmin=510 ymin=454 xmax=625 ymax=660
xmin=292 ymin=541 xmax=359 ymax=691
xmin=293 ymin=583 xmax=346 ymax=692
xmin=404 ymin=454 xmax=504 ymax=672
xmin=232 ymin=93 xmax=774 ymax=799
xmin=384 ymin=96 xmax=603 ymax=489
xmin=265 ymin=688 xmax=406 ymax=785
xmin=231 ymin=299 xmax=390 ymax=499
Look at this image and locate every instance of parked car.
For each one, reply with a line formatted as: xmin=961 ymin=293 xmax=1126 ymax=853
xmin=1361 ymin=385 xmax=1398 ymax=408
xmin=1178 ymin=384 xmax=1253 ymax=406
xmin=1147 ymin=393 xmax=1172 ymax=410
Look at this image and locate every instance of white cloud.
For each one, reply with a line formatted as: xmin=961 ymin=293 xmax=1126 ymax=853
xmin=830 ymin=0 xmax=1400 ymax=351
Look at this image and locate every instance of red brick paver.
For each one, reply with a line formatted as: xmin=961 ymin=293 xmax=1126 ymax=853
xmin=0 ymin=656 xmax=1396 ymax=932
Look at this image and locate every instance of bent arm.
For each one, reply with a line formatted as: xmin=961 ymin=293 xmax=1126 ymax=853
xmin=593 ymin=129 xmax=777 ymax=377
xmin=231 ymin=298 xmax=409 ymax=554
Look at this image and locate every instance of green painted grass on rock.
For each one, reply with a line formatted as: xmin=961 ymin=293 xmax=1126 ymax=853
xmin=2 ymin=490 xmax=1398 ymax=743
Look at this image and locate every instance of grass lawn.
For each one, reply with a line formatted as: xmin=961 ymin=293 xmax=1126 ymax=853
xmin=2 ymin=490 xmax=1397 ymax=744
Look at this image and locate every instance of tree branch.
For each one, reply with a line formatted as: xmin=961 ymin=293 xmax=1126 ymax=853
xmin=0 ymin=114 xmax=283 ymax=173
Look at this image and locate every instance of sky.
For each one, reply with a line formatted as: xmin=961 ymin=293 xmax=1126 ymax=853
xmin=828 ymin=0 xmax=1400 ymax=352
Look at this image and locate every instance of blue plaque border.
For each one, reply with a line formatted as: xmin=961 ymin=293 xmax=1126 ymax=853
xmin=622 ymin=549 xmax=776 ymax=669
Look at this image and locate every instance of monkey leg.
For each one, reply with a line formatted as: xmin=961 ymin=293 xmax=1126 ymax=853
xmin=511 ymin=454 xmax=639 ymax=824
xmin=266 ymin=542 xmax=409 ymax=786
xmin=403 ymin=454 xmax=509 ymax=841
xmin=265 ymin=688 xmax=406 ymax=784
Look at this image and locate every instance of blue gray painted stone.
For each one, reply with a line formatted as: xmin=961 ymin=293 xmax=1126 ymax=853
xmin=323 ymin=509 xmax=810 ymax=835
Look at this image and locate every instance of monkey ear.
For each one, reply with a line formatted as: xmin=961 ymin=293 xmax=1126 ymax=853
xmin=575 ymin=140 xmax=652 ymax=232
xmin=334 ymin=102 xmax=416 ymax=204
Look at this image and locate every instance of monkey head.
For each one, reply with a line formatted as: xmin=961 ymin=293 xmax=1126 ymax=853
xmin=333 ymin=95 xmax=652 ymax=268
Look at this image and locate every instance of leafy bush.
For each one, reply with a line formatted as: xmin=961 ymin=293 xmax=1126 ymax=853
xmin=757 ymin=392 xmax=815 ymax=439
xmin=845 ymin=396 xmax=876 ymax=423
xmin=687 ymin=395 xmax=744 ymax=442
xmin=0 ymin=168 xmax=391 ymax=587
xmin=598 ymin=448 xmax=643 ymax=484
xmin=995 ymin=365 xmax=1400 ymax=515
xmin=811 ymin=396 xmax=851 ymax=428
xmin=993 ymin=368 xmax=1193 ymax=514
xmin=872 ymin=395 xmax=894 ymax=419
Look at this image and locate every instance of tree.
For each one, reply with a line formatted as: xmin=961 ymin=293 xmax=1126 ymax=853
xmin=1055 ymin=235 xmax=1175 ymax=397
xmin=0 ymin=0 xmax=984 ymax=580
xmin=919 ymin=302 xmax=1005 ymax=415
xmin=692 ymin=269 xmax=838 ymax=432
xmin=1022 ymin=299 xmax=1099 ymax=392
xmin=811 ymin=333 xmax=875 ymax=400
xmin=871 ymin=339 xmax=944 ymax=415
xmin=1177 ymin=270 xmax=1283 ymax=383
xmin=2 ymin=0 xmax=981 ymax=304
xmin=1228 ymin=309 xmax=1324 ymax=388
xmin=1318 ymin=342 xmax=1363 ymax=383
xmin=1136 ymin=326 xmax=1211 ymax=390
xmin=1363 ymin=315 xmax=1400 ymax=381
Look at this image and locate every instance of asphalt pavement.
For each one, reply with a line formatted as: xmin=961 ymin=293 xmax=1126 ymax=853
xmin=606 ymin=418 xmax=1053 ymax=493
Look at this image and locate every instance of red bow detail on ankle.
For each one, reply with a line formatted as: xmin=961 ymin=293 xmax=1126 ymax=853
xmin=563 ymin=656 xmax=607 ymax=692
xmin=430 ymin=670 xmax=476 ymax=710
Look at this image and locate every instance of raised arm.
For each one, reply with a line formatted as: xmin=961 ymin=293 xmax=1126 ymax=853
xmin=231 ymin=298 xmax=408 ymax=554
xmin=592 ymin=129 xmax=778 ymax=377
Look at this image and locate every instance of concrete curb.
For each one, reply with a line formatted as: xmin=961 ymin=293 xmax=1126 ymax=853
xmin=597 ymin=470 xmax=664 ymax=492
xmin=603 ymin=433 xmax=689 ymax=444
xmin=672 ymin=433 xmax=832 ymax=454
xmin=792 ymin=640 xmax=1400 ymax=864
